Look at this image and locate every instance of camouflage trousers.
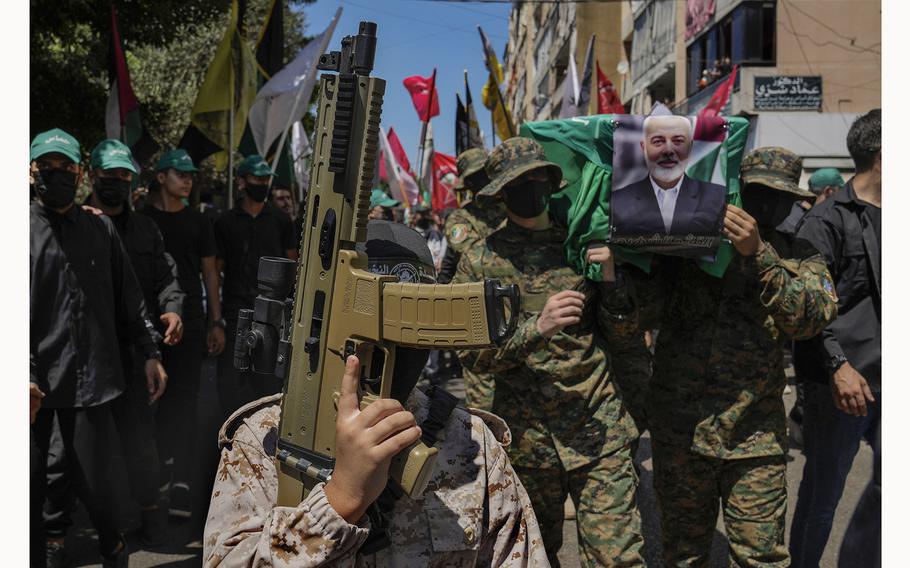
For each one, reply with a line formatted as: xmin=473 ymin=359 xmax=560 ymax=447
xmin=651 ymin=437 xmax=789 ymax=568
xmin=513 ymin=443 xmax=645 ymax=568
xmin=463 ymin=367 xmax=495 ymax=411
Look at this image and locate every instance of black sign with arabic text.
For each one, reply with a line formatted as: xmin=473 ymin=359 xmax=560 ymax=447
xmin=754 ymin=76 xmax=822 ymax=110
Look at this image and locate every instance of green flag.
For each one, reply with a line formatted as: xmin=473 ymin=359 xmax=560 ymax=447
xmin=521 ymin=115 xmax=750 ymax=280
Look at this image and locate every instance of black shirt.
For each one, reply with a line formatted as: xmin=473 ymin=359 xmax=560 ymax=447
xmin=30 ymin=202 xmax=160 ymax=408
xmin=796 ymin=180 xmax=882 ymax=390
xmin=214 ymin=203 xmax=296 ymax=321
xmin=108 ymin=207 xmax=184 ymax=320
xmin=143 ymin=206 xmax=217 ymax=322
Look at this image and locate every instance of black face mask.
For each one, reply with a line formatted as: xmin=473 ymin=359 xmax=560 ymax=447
xmin=503 ymin=179 xmax=551 ymax=219
xmin=36 ymin=168 xmax=78 ymax=209
xmin=741 ymin=184 xmax=798 ymax=231
xmin=415 ymin=218 xmax=432 ymax=231
xmin=245 ymin=183 xmax=270 ymax=203
xmin=94 ymin=176 xmax=132 ymax=207
xmin=464 ymin=171 xmax=490 ymax=193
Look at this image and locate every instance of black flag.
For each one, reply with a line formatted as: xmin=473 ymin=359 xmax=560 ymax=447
xmin=455 ymin=93 xmax=470 ymax=156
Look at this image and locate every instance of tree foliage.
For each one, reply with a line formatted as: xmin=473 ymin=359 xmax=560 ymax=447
xmin=31 ymin=0 xmax=314 ymax=159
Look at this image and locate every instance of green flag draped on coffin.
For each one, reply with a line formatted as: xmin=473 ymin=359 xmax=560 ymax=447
xmin=520 ymin=114 xmax=749 ymax=280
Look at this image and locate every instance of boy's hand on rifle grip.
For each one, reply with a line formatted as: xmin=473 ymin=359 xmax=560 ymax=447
xmin=324 ymin=355 xmax=422 ymax=523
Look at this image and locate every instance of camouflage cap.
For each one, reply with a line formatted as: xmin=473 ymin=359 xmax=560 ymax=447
xmin=740 ymin=146 xmax=813 ymax=198
xmin=478 ymin=137 xmax=562 ymax=198
xmin=454 ymin=148 xmax=487 ymax=190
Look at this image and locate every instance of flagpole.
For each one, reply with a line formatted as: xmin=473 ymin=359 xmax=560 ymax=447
xmin=416 ymin=68 xmax=437 ymax=190
xmin=228 ymin=69 xmax=235 ymax=210
xmin=493 ymin=75 xmax=513 ymax=138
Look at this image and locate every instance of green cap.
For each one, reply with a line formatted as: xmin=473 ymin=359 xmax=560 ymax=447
xmin=454 ymin=148 xmax=487 ymax=190
xmin=90 ymin=139 xmax=137 ymax=174
xmin=740 ymin=146 xmax=813 ymax=198
xmin=155 ymin=149 xmax=198 ymax=172
xmin=370 ymin=188 xmax=400 ymax=208
xmin=238 ymin=154 xmax=275 ymax=177
xmin=30 ymin=128 xmax=81 ymax=163
xmin=478 ymin=137 xmax=562 ymax=198
xmin=808 ymin=168 xmax=845 ymax=193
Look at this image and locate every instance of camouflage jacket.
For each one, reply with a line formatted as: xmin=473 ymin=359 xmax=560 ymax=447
xmin=203 ymin=391 xmax=549 ymax=567
xmin=453 ymin=220 xmax=641 ymax=471
xmin=603 ymin=243 xmax=837 ymax=459
xmin=444 ymin=200 xmax=506 ymax=253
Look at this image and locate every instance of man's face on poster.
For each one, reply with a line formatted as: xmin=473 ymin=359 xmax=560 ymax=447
xmin=641 ymin=116 xmax=693 ymax=187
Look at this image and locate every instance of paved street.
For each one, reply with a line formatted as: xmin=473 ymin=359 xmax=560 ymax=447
xmin=61 ymin=363 xmax=872 ymax=567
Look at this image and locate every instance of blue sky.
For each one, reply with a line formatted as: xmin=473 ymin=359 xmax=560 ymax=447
xmin=298 ymin=0 xmax=511 ymax=163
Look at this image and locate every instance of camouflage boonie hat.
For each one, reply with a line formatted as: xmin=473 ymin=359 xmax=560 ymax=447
xmin=478 ymin=137 xmax=562 ymax=198
xmin=454 ymin=148 xmax=487 ymax=190
xmin=740 ymin=146 xmax=813 ymax=198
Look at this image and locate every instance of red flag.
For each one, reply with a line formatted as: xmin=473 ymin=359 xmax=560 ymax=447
xmin=596 ymin=61 xmax=625 ymax=115
xmin=403 ymin=71 xmax=440 ymax=122
xmin=378 ymin=127 xmax=411 ymax=182
xmin=699 ymin=64 xmax=738 ymax=119
xmin=431 ymin=152 xmax=458 ymax=211
xmin=106 ymin=5 xmax=158 ymax=166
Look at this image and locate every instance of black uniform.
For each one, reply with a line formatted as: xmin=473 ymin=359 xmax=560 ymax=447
xmin=213 ymin=203 xmax=295 ymax=413
xmin=30 ymin=202 xmax=160 ymax=563
xmin=790 ymin=180 xmax=882 ymax=566
xmin=143 ymin=205 xmax=217 ymax=488
xmin=44 ymin=205 xmax=186 ymax=540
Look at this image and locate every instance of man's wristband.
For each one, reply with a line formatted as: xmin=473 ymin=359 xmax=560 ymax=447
xmin=826 ymin=354 xmax=848 ymax=374
xmin=210 ymin=318 xmax=226 ymax=329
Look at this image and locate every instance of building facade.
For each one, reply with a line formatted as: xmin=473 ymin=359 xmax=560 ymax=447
xmin=502 ymin=0 xmax=880 ymax=179
xmin=502 ymin=2 xmax=629 ymax=124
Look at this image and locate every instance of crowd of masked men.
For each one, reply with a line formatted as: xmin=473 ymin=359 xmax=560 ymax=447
xmin=29 ymin=108 xmax=880 ymax=568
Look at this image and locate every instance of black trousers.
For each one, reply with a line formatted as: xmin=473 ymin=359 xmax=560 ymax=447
xmin=157 ymin=319 xmax=206 ymax=485
xmin=31 ymin=404 xmax=121 ymax=567
xmin=43 ymin=363 xmax=161 ymax=537
xmin=191 ymin=320 xmax=281 ymax=532
xmin=215 ymin=319 xmax=282 ymax=419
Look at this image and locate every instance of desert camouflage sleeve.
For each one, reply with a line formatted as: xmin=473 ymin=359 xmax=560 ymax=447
xmin=753 ymin=242 xmax=838 ymax=340
xmin=476 ymin=415 xmax=551 ymax=566
xmin=203 ymin=405 xmax=370 ymax=567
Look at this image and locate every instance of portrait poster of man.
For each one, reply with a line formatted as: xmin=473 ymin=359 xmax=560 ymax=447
xmin=610 ymin=114 xmax=729 ymax=259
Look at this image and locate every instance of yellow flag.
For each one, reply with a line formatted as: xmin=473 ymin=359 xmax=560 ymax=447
xmin=478 ymin=26 xmax=515 ymax=141
xmin=189 ymin=0 xmax=258 ymax=169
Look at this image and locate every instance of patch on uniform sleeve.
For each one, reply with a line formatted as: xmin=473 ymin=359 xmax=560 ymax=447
xmin=448 ymin=223 xmax=469 ymax=245
xmin=821 ymin=274 xmax=837 ymax=301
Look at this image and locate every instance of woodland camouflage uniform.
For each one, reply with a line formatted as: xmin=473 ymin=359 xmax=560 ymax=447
xmin=599 ymin=147 xmax=837 ymax=567
xmin=446 ymin=147 xmax=507 ymax=408
xmin=454 ymin=137 xmax=647 ymax=567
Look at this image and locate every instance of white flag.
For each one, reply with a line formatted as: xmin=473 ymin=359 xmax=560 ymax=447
xmin=291 ymin=121 xmax=311 ymax=193
xmin=248 ymin=7 xmax=342 ymax=156
xmin=559 ymin=50 xmax=580 ymax=119
xmin=379 ymin=126 xmax=419 ymax=208
xmin=420 ymin=121 xmax=435 ymax=192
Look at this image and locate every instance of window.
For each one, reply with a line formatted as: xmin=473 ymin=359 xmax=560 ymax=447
xmin=686 ymin=1 xmax=775 ymax=95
